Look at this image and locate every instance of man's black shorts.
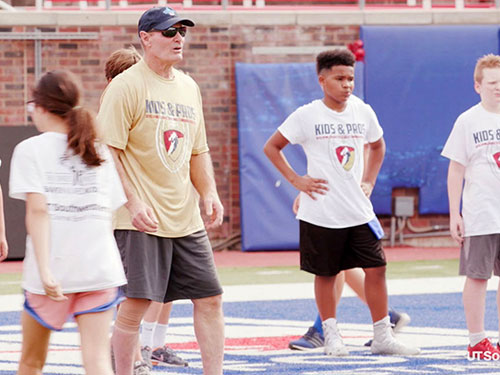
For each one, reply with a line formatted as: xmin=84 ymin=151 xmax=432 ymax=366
xmin=114 ymin=229 xmax=223 ymax=303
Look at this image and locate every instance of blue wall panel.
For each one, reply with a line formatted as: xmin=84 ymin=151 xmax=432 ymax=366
xmin=237 ymin=26 xmax=499 ymax=250
xmin=362 ymin=25 xmax=499 ymax=214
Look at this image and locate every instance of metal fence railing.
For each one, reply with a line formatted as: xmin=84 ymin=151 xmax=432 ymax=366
xmin=1 ymin=0 xmax=498 ymax=10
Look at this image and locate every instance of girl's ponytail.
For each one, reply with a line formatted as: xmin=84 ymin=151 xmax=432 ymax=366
xmin=67 ymin=106 xmax=104 ymax=167
xmin=32 ymin=70 xmax=104 ymax=167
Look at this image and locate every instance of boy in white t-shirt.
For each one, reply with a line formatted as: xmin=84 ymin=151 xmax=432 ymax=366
xmin=0 ymin=159 xmax=7 ymax=261
xmin=442 ymin=54 xmax=500 ymax=359
xmin=264 ymin=48 xmax=420 ymax=356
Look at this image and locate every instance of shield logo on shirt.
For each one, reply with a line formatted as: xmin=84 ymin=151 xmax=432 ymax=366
xmin=493 ymin=152 xmax=500 ymax=169
xmin=336 ymin=146 xmax=355 ymax=171
xmin=156 ymin=118 xmax=189 ymax=173
xmin=164 ymin=130 xmax=184 ymax=157
xmin=329 ymin=139 xmax=358 ymax=180
xmin=487 ymin=144 xmax=500 ymax=182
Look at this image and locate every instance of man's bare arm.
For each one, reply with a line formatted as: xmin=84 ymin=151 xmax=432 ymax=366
xmin=190 ymin=152 xmax=224 ymax=229
xmin=109 ymin=146 xmax=158 ymax=233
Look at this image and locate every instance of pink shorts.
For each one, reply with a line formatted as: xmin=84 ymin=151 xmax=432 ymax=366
xmin=24 ymin=287 xmax=121 ymax=331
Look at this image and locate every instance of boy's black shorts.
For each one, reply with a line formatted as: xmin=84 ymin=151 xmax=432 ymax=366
xmin=299 ymin=220 xmax=387 ymax=276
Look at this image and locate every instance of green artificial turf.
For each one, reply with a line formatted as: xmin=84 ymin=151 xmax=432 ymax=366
xmin=0 ymin=258 xmax=459 ymax=293
xmin=216 ymin=258 xmax=459 ymax=286
xmin=0 ymin=273 xmax=22 ymax=295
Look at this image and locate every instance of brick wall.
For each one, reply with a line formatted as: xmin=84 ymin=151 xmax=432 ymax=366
xmin=0 ymin=18 xmax=361 ymax=244
xmin=1 ymin=8 xmax=497 ymax=248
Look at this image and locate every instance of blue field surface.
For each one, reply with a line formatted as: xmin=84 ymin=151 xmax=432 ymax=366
xmin=0 ymin=287 xmax=499 ymax=374
xmin=169 ymin=291 xmax=496 ymax=330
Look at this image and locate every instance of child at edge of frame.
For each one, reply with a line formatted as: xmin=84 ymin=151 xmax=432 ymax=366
xmin=10 ymin=70 xmax=127 ymax=374
xmin=442 ymin=53 xmax=500 ymax=361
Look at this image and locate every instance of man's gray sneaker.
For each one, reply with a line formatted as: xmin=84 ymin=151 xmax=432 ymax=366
xmin=152 ymin=345 xmax=189 ymax=367
xmin=133 ymin=360 xmax=151 ymax=375
xmin=140 ymin=346 xmax=153 ymax=369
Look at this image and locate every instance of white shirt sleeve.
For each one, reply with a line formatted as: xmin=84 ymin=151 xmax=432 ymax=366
xmin=9 ymin=140 xmax=44 ymax=201
xmin=364 ymin=104 xmax=384 ymax=143
xmin=441 ymin=116 xmax=467 ymax=166
xmin=278 ymin=108 xmax=306 ymax=145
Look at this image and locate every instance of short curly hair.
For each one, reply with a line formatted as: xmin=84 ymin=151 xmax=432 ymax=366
xmin=316 ymin=49 xmax=355 ymax=75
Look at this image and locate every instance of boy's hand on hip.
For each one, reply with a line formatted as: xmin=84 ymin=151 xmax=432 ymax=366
xmin=292 ymin=175 xmax=328 ymax=200
xmin=360 ymin=182 xmax=374 ymax=198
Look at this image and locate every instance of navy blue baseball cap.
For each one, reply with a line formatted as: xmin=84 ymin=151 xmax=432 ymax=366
xmin=138 ymin=7 xmax=195 ymax=33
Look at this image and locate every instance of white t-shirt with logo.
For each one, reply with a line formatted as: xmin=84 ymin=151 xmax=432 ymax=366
xmin=441 ymin=103 xmax=500 ymax=237
xmin=9 ymin=132 xmax=127 ymax=294
xmin=278 ymin=96 xmax=384 ymax=228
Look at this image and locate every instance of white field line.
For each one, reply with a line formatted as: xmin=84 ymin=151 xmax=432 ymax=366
xmin=0 ymin=276 xmax=498 ymax=313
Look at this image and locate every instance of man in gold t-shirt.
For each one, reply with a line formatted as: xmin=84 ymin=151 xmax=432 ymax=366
xmin=98 ymin=7 xmax=224 ymax=375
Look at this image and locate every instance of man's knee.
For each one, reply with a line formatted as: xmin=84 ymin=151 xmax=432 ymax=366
xmin=115 ymin=298 xmax=150 ymax=333
xmin=192 ymin=294 xmax=223 ymax=312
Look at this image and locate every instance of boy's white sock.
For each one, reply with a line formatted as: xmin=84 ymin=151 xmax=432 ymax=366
xmin=373 ymin=315 xmax=391 ymax=342
xmin=469 ymin=331 xmax=486 ymax=347
xmin=322 ymin=318 xmax=337 ymax=326
xmin=140 ymin=321 xmax=156 ymax=348
xmin=153 ymin=323 xmax=168 ymax=349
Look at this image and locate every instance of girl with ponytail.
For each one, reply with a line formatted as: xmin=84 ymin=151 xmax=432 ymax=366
xmin=9 ymin=70 xmax=127 ymax=375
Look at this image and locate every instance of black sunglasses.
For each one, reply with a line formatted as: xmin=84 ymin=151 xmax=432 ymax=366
xmin=158 ymin=26 xmax=187 ymax=38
